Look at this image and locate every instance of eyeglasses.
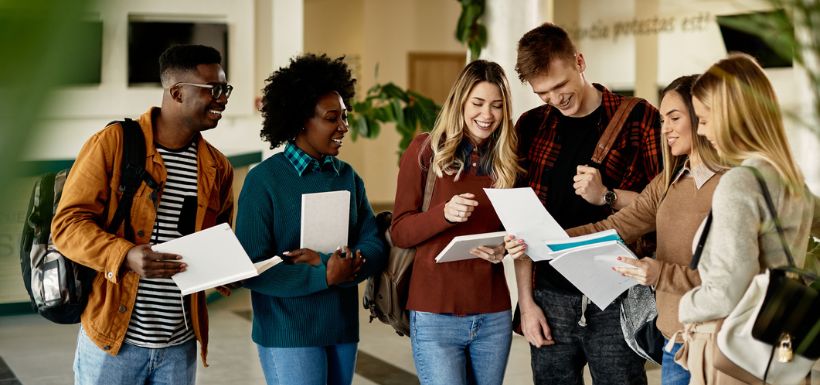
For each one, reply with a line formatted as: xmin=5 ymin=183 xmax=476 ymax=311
xmin=174 ymin=82 xmax=234 ymax=99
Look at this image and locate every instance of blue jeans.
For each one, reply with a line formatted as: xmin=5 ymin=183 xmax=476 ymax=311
xmin=410 ymin=310 xmax=512 ymax=385
xmin=661 ymin=338 xmax=690 ymax=385
xmin=74 ymin=327 xmax=196 ymax=385
xmin=256 ymin=343 xmax=357 ymax=385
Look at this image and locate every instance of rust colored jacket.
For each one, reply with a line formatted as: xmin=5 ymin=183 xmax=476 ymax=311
xmin=51 ymin=107 xmax=234 ymax=365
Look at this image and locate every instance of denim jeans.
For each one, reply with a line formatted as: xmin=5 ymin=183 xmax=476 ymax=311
xmin=256 ymin=343 xmax=357 ymax=385
xmin=530 ymin=289 xmax=646 ymax=385
xmin=74 ymin=327 xmax=196 ymax=385
xmin=410 ymin=310 xmax=512 ymax=385
xmin=661 ymin=338 xmax=690 ymax=385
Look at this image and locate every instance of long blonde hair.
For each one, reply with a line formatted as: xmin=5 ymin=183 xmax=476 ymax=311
xmin=660 ymin=75 xmax=728 ymax=189
xmin=425 ymin=60 xmax=522 ymax=188
xmin=692 ymin=53 xmax=804 ymax=192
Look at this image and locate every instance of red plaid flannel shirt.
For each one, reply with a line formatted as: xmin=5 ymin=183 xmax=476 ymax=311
xmin=515 ymin=84 xmax=661 ymax=202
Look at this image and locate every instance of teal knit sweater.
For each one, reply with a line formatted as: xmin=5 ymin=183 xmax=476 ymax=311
xmin=236 ymin=152 xmax=387 ymax=347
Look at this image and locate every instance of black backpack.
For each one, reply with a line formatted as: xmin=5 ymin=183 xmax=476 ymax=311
xmin=19 ymin=118 xmax=159 ymax=324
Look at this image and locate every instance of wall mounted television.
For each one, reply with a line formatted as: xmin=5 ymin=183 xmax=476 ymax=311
xmin=717 ymin=10 xmax=793 ymax=68
xmin=128 ymin=20 xmax=228 ymax=85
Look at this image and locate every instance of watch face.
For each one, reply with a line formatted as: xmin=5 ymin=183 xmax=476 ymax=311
xmin=605 ymin=190 xmax=616 ymax=206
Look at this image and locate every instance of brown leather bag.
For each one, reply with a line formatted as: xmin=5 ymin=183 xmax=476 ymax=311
xmin=363 ymin=165 xmax=437 ymax=336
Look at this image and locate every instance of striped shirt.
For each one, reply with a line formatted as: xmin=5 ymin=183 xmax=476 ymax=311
xmin=125 ymin=140 xmax=198 ymax=348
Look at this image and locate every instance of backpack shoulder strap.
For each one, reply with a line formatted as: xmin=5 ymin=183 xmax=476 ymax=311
xmin=591 ymin=97 xmax=640 ymax=165
xmin=420 ymin=163 xmax=437 ymax=212
xmin=106 ymin=118 xmax=159 ymax=241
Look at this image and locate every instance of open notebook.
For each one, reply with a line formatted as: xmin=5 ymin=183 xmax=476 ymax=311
xmin=545 ymin=230 xmax=638 ymax=309
xmin=154 ymin=223 xmax=282 ymax=296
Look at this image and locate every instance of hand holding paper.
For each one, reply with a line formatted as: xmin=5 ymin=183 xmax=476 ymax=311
xmin=435 ymin=231 xmax=507 ymax=263
xmin=611 ymin=255 xmax=660 ymax=286
xmin=152 ymin=223 xmax=284 ymax=296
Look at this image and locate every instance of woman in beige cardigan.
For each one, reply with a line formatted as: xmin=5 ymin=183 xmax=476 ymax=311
xmin=676 ymin=53 xmax=814 ymax=384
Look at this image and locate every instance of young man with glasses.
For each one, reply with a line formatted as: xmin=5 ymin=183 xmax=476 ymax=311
xmin=52 ymin=44 xmax=235 ymax=385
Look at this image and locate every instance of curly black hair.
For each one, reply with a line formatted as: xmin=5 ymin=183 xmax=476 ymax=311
xmin=260 ymin=54 xmax=356 ymax=149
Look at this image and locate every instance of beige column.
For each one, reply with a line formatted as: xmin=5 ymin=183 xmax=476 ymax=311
xmin=256 ymin=0 xmax=305 ymax=160
xmin=634 ymin=0 xmax=659 ymax=105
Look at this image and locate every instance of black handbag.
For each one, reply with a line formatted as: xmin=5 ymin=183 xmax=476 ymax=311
xmin=744 ymin=168 xmax=820 ymax=367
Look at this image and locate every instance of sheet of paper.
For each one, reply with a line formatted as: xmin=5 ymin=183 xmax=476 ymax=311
xmin=435 ymin=231 xmax=507 ymax=263
xmin=155 ymin=223 xmax=264 ymax=296
xmin=484 ymin=187 xmax=567 ymax=261
xmin=301 ymin=190 xmax=350 ymax=254
xmin=254 ymin=256 xmax=283 ymax=274
xmin=548 ymin=240 xmax=638 ymax=309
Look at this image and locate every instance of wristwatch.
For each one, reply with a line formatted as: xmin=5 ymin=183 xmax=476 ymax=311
xmin=604 ymin=189 xmax=618 ymax=207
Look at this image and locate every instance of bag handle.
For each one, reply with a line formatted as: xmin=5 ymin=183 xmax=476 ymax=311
xmin=591 ymin=97 xmax=640 ymax=165
xmin=741 ymin=166 xmax=796 ymax=269
xmin=690 ymin=211 xmax=713 ymax=269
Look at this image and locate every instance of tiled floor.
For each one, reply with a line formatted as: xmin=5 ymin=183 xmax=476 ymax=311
xmin=0 ymin=285 xmax=660 ymax=385
xmin=8 ymin=284 xmax=810 ymax=385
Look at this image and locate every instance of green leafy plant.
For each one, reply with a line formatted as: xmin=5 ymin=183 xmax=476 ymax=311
xmin=455 ymin=0 xmax=487 ymax=61
xmin=349 ymin=83 xmax=441 ymax=157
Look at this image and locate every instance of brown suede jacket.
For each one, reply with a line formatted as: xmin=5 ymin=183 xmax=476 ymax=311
xmin=51 ymin=107 xmax=234 ymax=365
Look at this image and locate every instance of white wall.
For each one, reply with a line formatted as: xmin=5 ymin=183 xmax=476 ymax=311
xmin=26 ymin=0 xmax=266 ymax=161
xmin=572 ymin=0 xmax=820 ymax=192
xmin=4 ymin=0 xmax=304 ymax=306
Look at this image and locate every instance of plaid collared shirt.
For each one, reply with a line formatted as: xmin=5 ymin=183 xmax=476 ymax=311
xmin=283 ymin=142 xmax=340 ymax=176
xmin=515 ymin=84 xmax=661 ymax=202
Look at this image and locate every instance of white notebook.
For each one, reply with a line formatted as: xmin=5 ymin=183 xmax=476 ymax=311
xmin=300 ymin=190 xmax=350 ymax=254
xmin=435 ymin=231 xmax=507 ymax=263
xmin=156 ymin=223 xmax=282 ymax=296
xmin=548 ymin=240 xmax=638 ymax=309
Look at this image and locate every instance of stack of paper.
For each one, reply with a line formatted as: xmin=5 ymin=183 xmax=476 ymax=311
xmin=153 ymin=223 xmax=283 ymax=296
xmin=546 ymin=230 xmax=638 ymax=309
xmin=435 ymin=231 xmax=507 ymax=263
xmin=484 ymin=187 xmax=568 ymax=261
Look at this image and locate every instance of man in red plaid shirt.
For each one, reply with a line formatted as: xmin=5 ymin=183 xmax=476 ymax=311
xmin=510 ymin=23 xmax=661 ymax=384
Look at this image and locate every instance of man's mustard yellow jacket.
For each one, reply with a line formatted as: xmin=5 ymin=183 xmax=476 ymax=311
xmin=51 ymin=107 xmax=234 ymax=366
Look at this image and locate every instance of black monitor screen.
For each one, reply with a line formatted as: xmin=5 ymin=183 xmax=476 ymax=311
xmin=128 ymin=21 xmax=228 ymax=85
xmin=717 ymin=10 xmax=793 ymax=68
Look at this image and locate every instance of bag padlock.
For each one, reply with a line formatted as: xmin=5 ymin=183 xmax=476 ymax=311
xmin=776 ymin=333 xmax=793 ymax=363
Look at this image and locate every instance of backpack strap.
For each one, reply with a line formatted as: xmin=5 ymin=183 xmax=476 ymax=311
xmin=591 ymin=97 xmax=640 ymax=165
xmin=34 ymin=172 xmax=57 ymax=244
xmin=106 ymin=118 xmax=159 ymax=242
xmin=420 ymin=162 xmax=437 ymax=212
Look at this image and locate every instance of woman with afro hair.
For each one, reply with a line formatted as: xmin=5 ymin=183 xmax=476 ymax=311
xmin=235 ymin=53 xmax=387 ymax=385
